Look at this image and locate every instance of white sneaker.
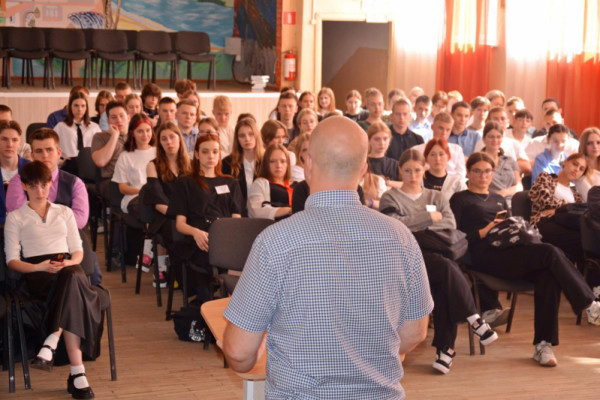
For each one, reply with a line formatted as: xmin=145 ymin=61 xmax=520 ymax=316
xmin=482 ymin=308 xmax=510 ymax=328
xmin=586 ymin=301 xmax=600 ymax=326
xmin=533 ymin=341 xmax=557 ymax=367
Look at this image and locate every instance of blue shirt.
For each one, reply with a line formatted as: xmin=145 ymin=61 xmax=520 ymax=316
xmin=531 ymin=149 xmax=566 ymax=184
xmin=408 ymin=119 xmax=433 ymax=142
xmin=181 ymin=126 xmax=199 ymax=158
xmin=448 ymin=129 xmax=482 ymax=157
xmin=46 ymin=108 xmax=68 ymax=129
xmin=225 ymin=190 xmax=433 ymax=400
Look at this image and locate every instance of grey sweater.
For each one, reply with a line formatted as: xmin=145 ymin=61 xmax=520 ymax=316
xmin=380 ymin=187 xmax=456 ymax=232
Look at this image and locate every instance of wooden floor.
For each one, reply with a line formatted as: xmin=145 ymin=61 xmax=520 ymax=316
xmin=3 ymin=233 xmax=600 ymax=399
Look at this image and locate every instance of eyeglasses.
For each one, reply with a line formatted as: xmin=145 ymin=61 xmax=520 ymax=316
xmin=26 ymin=182 xmax=50 ymax=190
xmin=470 ymin=169 xmax=494 ymax=176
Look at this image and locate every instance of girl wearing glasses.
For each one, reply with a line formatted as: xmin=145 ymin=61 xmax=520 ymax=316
xmin=450 ymin=152 xmax=600 ymax=367
xmin=480 ymin=122 xmax=521 ymax=200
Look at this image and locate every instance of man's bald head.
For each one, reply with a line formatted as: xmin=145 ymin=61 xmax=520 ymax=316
xmin=308 ymin=116 xmax=368 ymax=189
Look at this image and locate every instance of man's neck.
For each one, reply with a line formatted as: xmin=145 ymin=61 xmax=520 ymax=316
xmin=511 ymin=129 xmax=525 ymax=141
xmin=366 ymin=115 xmax=381 ymax=124
xmin=393 ymin=125 xmax=408 ymax=135
xmin=0 ymin=155 xmax=18 ymax=171
xmin=452 ymin=127 xmax=466 ymax=135
xmin=281 ymin=118 xmax=294 ymax=129
xmin=180 ymin=126 xmax=193 ymax=135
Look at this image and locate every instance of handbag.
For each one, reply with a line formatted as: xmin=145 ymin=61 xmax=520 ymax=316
xmin=487 ymin=216 xmax=542 ymax=249
xmin=553 ymin=203 xmax=587 ymax=231
xmin=413 ymin=228 xmax=469 ymax=261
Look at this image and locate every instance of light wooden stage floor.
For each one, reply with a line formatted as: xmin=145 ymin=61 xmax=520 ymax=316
xmin=3 ymin=233 xmax=600 ymax=399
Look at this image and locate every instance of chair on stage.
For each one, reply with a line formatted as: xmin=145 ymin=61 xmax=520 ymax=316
xmin=172 ymin=32 xmax=216 ymax=90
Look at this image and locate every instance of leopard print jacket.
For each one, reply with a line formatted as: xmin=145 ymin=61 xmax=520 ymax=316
xmin=529 ymin=172 xmax=583 ymax=226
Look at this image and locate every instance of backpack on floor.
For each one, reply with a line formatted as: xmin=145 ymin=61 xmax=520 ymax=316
xmin=171 ymin=305 xmax=207 ymax=343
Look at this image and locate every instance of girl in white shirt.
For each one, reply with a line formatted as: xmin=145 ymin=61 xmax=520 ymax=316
xmin=5 ymin=160 xmax=100 ymax=398
xmin=111 ymin=113 xmax=156 ymax=217
xmin=576 ymin=127 xmax=600 ymax=201
xmin=54 ymin=92 xmax=101 ymax=174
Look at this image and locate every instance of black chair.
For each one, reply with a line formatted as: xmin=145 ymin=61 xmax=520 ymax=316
xmin=77 ymin=147 xmax=108 ymax=252
xmin=136 ymin=30 xmax=177 ymax=87
xmin=92 ymin=30 xmax=137 ymax=89
xmin=26 ymin=122 xmax=46 ymax=143
xmin=0 ymin=31 xmax=9 ymax=88
xmin=577 ymin=213 xmax=600 ymax=325
xmin=48 ymin=28 xmax=92 ymax=88
xmin=172 ymin=31 xmax=216 ymax=90
xmin=1 ymin=291 xmax=31 ymax=393
xmin=134 ymin=185 xmax=163 ymax=307
xmin=209 ymin=218 xmax=274 ymax=296
xmin=6 ymin=27 xmax=51 ymax=88
xmin=107 ymin=182 xmax=145 ymax=282
xmin=511 ymin=190 xmax=531 ymax=220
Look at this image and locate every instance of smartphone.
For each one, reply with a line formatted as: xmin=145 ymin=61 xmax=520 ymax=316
xmin=51 ymin=254 xmax=64 ymax=262
xmin=495 ymin=210 xmax=508 ymax=221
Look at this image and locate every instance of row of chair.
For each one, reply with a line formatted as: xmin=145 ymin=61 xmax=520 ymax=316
xmin=0 ymin=27 xmax=216 ymax=90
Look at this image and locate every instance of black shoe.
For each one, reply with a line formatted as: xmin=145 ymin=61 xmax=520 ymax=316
xmin=67 ymin=373 xmax=95 ymax=399
xmin=31 ymin=345 xmax=55 ymax=371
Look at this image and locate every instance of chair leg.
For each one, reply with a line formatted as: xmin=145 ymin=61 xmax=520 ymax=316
xmin=207 ymin=60 xmax=211 ymax=89
xmin=468 ymin=323 xmax=474 ymax=356
xmin=111 ymin=61 xmax=116 ymax=86
xmin=135 ymin=242 xmax=144 ymax=295
xmin=212 ymin=60 xmax=216 ymax=90
xmin=119 ymin=222 xmax=127 ymax=283
xmin=187 ymin=61 xmax=192 ymax=80
xmin=103 ymin=203 xmax=110 ymax=260
xmin=95 ymin=58 xmax=100 ymax=89
xmin=182 ymin=261 xmax=189 ymax=308
xmin=14 ymin=294 xmax=31 ymax=390
xmin=104 ymin=302 xmax=117 ymax=381
xmin=166 ymin=261 xmax=177 ymax=320
xmin=152 ymin=239 xmax=162 ymax=307
xmin=107 ymin=213 xmax=116 ymax=271
xmin=506 ymin=292 xmax=518 ymax=333
xmin=6 ymin=295 xmax=15 ymax=393
xmin=90 ymin=217 xmax=98 ymax=252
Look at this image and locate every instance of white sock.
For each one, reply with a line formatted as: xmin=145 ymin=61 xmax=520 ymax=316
xmin=466 ymin=314 xmax=481 ymax=326
xmin=37 ymin=333 xmax=59 ymax=361
xmin=70 ymin=364 xmax=89 ymax=389
xmin=158 ymin=255 xmax=168 ymax=272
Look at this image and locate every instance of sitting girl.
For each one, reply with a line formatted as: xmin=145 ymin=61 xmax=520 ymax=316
xmin=423 ymin=138 xmax=466 ymax=201
xmin=5 ymin=161 xmax=101 ymax=399
xmin=380 ymin=149 xmax=497 ymax=374
xmin=168 ymin=134 xmax=243 ymax=305
xmin=247 ymin=144 xmax=293 ymax=220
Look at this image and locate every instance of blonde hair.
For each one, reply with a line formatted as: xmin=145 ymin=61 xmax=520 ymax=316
xmin=213 ymin=95 xmax=232 ymax=111
xmin=579 ymin=127 xmax=600 ymax=184
xmin=317 ymin=87 xmax=336 ymax=114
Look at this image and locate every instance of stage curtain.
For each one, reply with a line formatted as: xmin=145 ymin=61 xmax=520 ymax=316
xmin=546 ymin=0 xmax=600 ymax=134
xmin=435 ymin=0 xmax=498 ymax=101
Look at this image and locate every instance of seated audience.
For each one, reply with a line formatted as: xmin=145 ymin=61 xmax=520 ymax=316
xmin=446 ymin=90 xmax=463 ymax=113
xmin=448 ymin=101 xmax=481 ymax=157
xmin=343 ymin=89 xmax=368 ymax=122
xmin=409 ymin=95 xmax=433 ymax=142
xmin=47 ymin=85 xmax=89 ymax=129
xmin=176 ymin=99 xmax=199 ymax=158
xmin=532 ymin=98 xmax=578 ymax=139
xmin=221 ymin=118 xmax=264 ymax=213
xmin=380 ymin=149 xmax=497 ymax=374
xmin=213 ymin=95 xmax=234 ymax=157
xmin=575 ymin=127 xmax=600 ymax=201
xmin=505 ymin=96 xmax=525 ymax=128
xmin=423 ymin=138 xmax=466 ymax=201
xmin=530 ymin=153 xmax=587 ymax=265
xmin=450 ymin=152 xmax=600 ymax=367
xmin=111 ymin=113 xmax=156 ymax=218
xmin=0 ymin=121 xmax=29 ymax=227
xmin=141 ymin=83 xmax=162 ymax=125
xmin=468 ymin=96 xmax=490 ymax=134
xmin=485 ymin=89 xmax=505 ymax=108
xmin=144 ymin=122 xmax=192 ymax=288
xmin=288 ymin=108 xmax=318 ymax=152
xmin=431 ymin=91 xmax=449 ymax=118
xmin=526 ymin=112 xmax=579 ymax=162
xmin=54 ymin=92 xmax=101 ymax=176
xmin=168 ymin=134 xmax=243 ymax=305
xmin=290 ymin=133 xmax=310 ymax=182
xmin=5 ymin=160 xmax=100 ymax=399
xmin=247 ymin=144 xmax=293 ymax=220
xmin=91 ymin=90 xmax=113 ymax=125
xmin=0 ymin=104 xmax=30 ymax=159
xmin=174 ymin=78 xmax=197 ymax=101
xmin=98 ymin=82 xmax=132 ymax=131
xmin=124 ymin=94 xmax=143 ymax=119
xmin=316 ymin=87 xmax=340 ymax=117
xmin=156 ymin=97 xmax=177 ymax=128
xmin=260 ymin=119 xmax=296 ymax=166
xmin=298 ymin=91 xmax=316 ymax=113
xmin=358 ymin=87 xmax=385 ymax=131
xmin=275 ymin=91 xmax=299 ymax=144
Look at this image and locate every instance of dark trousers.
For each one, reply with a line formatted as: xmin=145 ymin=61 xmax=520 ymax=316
xmin=538 ymin=218 xmax=583 ymax=265
xmin=472 ymin=242 xmax=594 ymax=345
xmin=423 ymin=252 xmax=478 ymax=349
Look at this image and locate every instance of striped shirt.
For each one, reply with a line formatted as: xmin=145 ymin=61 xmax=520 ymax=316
xmin=225 ymin=190 xmax=433 ymax=400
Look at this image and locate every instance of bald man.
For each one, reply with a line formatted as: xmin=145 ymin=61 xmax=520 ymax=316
xmin=222 ymin=116 xmax=433 ymax=399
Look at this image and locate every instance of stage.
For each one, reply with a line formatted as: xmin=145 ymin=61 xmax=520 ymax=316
xmin=0 ymin=80 xmax=281 ymax=135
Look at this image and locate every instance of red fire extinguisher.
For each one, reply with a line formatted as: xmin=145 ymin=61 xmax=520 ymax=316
xmin=284 ymin=52 xmax=296 ymax=81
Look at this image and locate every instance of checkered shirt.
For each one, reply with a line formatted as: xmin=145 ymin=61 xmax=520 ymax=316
xmin=225 ymin=190 xmax=433 ymax=400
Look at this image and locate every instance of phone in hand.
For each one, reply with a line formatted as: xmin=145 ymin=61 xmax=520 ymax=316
xmin=495 ymin=210 xmax=508 ymax=221
xmin=51 ymin=254 xmax=64 ymax=262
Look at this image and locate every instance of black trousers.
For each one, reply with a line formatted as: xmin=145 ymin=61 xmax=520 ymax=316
xmin=423 ymin=251 xmax=478 ymax=350
xmin=538 ymin=218 xmax=583 ymax=265
xmin=471 ymin=242 xmax=594 ymax=345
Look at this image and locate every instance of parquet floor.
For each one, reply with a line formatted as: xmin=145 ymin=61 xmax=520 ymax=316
xmin=3 ymin=232 xmax=600 ymax=399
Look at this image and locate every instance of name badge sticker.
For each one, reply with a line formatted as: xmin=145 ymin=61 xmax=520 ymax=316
xmin=215 ymin=185 xmax=230 ymax=195
xmin=426 ymin=205 xmax=437 ymax=212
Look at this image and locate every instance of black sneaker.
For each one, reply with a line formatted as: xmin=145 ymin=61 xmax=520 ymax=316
xmin=432 ymin=346 xmax=455 ymax=374
xmin=472 ymin=318 xmax=498 ymax=345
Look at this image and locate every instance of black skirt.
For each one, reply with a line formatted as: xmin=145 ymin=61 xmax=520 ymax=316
xmin=22 ymin=254 xmax=102 ymax=359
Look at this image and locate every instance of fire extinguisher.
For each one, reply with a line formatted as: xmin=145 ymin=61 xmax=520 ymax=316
xmin=284 ymin=52 xmax=296 ymax=81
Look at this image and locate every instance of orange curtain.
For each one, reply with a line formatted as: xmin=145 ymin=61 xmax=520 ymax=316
xmin=435 ymin=0 xmax=494 ymax=100
xmin=546 ymin=0 xmax=600 ymax=134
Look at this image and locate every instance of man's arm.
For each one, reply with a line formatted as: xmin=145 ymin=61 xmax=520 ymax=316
xmin=398 ymin=316 xmax=429 ymax=354
xmin=91 ymin=128 xmax=120 ymax=168
xmin=222 ymin=322 xmax=265 ymax=373
xmin=71 ymin=177 xmax=90 ymax=229
xmin=6 ymin=174 xmax=27 ymax=212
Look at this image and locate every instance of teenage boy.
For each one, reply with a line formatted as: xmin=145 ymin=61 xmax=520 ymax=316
xmin=156 ymin=97 xmax=177 ymax=128
xmin=91 ymin=101 xmax=130 ymax=199
xmin=343 ymin=90 xmax=368 ymax=122
xmin=358 ymin=88 xmax=385 ymax=132
xmin=526 ymin=109 xmax=579 ymax=162
xmin=505 ymin=96 xmax=525 ymax=128
xmin=532 ymin=98 xmax=577 ymax=139
xmin=0 ymin=120 xmax=28 ymax=226
xmin=447 ymin=101 xmax=481 ymax=157
xmin=431 ymin=91 xmax=448 ymax=118
xmin=141 ymin=83 xmax=162 ymax=125
xmin=174 ymin=79 xmax=197 ymax=101
xmin=276 ymin=91 xmax=299 ymax=144
xmin=413 ymin=112 xmax=466 ymax=177
xmin=386 ymin=99 xmax=424 ymax=160
xmin=408 ymin=95 xmax=433 ymax=142
xmin=467 ymin=96 xmax=490 ymax=134
xmin=176 ymin=99 xmax=199 ymax=157
xmin=213 ymin=95 xmax=234 ymax=157
xmin=99 ymin=82 xmax=132 ymax=131
xmin=0 ymin=104 xmax=31 ymax=159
